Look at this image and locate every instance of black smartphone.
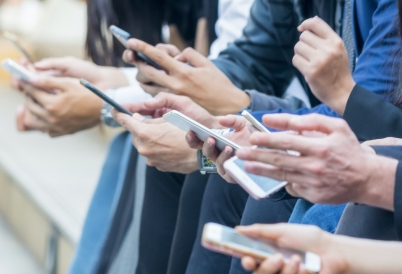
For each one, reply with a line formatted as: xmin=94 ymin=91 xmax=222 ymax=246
xmin=80 ymin=79 xmax=133 ymax=116
xmin=109 ymin=25 xmax=162 ymax=70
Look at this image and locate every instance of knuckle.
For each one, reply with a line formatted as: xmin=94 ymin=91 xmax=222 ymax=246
xmin=308 ymin=163 xmax=325 ymax=175
xmin=316 ymin=146 xmax=329 ymax=158
xmin=152 ymin=50 xmax=165 ymax=64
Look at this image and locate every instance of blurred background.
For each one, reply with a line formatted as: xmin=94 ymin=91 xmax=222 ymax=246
xmin=0 ymin=0 xmax=118 ymax=273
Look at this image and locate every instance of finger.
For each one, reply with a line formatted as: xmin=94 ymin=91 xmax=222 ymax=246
xmin=215 ymin=146 xmax=234 ymax=176
xmin=140 ymin=83 xmax=170 ymax=97
xmin=219 ymin=115 xmax=249 ymax=131
xmin=298 ymin=17 xmax=333 ymax=39
xmin=123 ymin=50 xmax=136 ymax=64
xmin=299 ymin=30 xmax=323 ymax=48
xmin=127 ymin=39 xmax=187 ymax=72
xmin=262 ymin=113 xmax=346 ymax=135
xmin=292 ymin=54 xmax=310 ymax=73
xmin=236 ymin=224 xmax=289 ymax=242
xmin=281 ymin=255 xmax=301 ymax=274
xmin=143 ymin=92 xmax=189 ymax=112
xmin=23 ymin=108 xmax=50 ymax=131
xmin=255 ymin=254 xmax=284 ymax=274
xmin=155 ymin=43 xmax=181 ymax=57
xmin=122 ymin=102 xmax=156 ymax=116
xmin=244 ymin=132 xmax=318 ymax=156
xmin=284 ymin=183 xmax=301 ymax=198
xmin=237 ymin=147 xmax=309 ymax=170
xmin=25 ymin=97 xmax=50 ymax=122
xmin=186 ymin=131 xmax=204 ymax=149
xmin=175 ymin=47 xmax=210 ymax=67
xmin=26 ymin=89 xmax=54 ymax=107
xmin=136 ymin=61 xmax=175 ymax=88
xmin=202 ymin=137 xmax=220 ymax=162
xmin=29 ymin=76 xmax=70 ymax=91
xmin=16 ymin=105 xmax=27 ymax=131
xmin=294 ymin=41 xmax=316 ymax=61
xmin=34 ymin=57 xmax=68 ymax=71
xmin=241 ymin=256 xmax=258 ymax=271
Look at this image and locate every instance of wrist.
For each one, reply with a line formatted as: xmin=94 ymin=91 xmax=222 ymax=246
xmin=356 ymin=154 xmax=398 ymax=211
xmin=333 ymin=78 xmax=355 ymax=115
xmin=223 ymin=88 xmax=251 ymax=115
xmin=99 ymin=67 xmax=129 ymax=90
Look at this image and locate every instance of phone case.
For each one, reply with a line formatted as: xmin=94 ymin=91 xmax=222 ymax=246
xmin=163 ymin=110 xmax=241 ymax=151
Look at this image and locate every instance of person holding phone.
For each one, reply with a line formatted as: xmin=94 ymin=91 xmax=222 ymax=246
xmin=236 ymin=223 xmax=402 ymax=274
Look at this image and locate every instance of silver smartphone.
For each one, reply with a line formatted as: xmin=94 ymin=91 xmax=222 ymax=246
xmin=202 ymin=223 xmax=321 ymax=274
xmin=224 ymin=156 xmax=287 ymax=199
xmin=163 ymin=110 xmax=241 ymax=151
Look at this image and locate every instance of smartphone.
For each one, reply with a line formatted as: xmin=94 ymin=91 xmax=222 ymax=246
xmin=2 ymin=58 xmax=36 ymax=82
xmin=3 ymin=31 xmax=34 ymax=64
xmin=80 ymin=79 xmax=133 ymax=116
xmin=224 ymin=156 xmax=287 ymax=199
xmin=163 ymin=110 xmax=241 ymax=151
xmin=202 ymin=223 xmax=321 ymax=274
xmin=109 ymin=25 xmax=162 ymax=70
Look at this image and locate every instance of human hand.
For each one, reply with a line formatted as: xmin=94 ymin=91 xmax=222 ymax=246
xmin=237 ymin=223 xmax=346 ymax=274
xmin=123 ymin=92 xmax=219 ymax=128
xmin=236 ymin=113 xmax=397 ymax=206
xmin=363 ymin=137 xmax=402 ymax=147
xmin=113 ymin=112 xmax=198 ymax=174
xmin=123 ymin=39 xmax=250 ymax=115
xmin=293 ymin=17 xmax=355 ymax=115
xmin=186 ymin=115 xmax=257 ymax=183
xmin=18 ymin=76 xmax=102 ymax=137
xmin=34 ymin=56 xmax=128 ymax=90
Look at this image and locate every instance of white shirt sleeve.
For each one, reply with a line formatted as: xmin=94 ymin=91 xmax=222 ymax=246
xmin=209 ymin=0 xmax=255 ymax=59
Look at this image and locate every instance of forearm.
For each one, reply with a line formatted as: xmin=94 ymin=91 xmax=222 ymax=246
xmin=331 ymin=234 xmax=402 ymax=274
xmin=100 ymin=66 xmax=130 ymax=89
xmin=356 ymin=154 xmax=398 ymax=211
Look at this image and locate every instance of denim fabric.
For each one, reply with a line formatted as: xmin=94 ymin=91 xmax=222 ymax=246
xmin=68 ymin=132 xmax=133 ymax=274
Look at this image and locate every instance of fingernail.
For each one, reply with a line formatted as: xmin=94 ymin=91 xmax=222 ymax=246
xmin=225 ymin=147 xmax=232 ymax=155
xmin=207 ymin=139 xmax=213 ymax=146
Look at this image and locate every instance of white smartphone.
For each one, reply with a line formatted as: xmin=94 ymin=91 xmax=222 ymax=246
xmin=163 ymin=110 xmax=241 ymax=151
xmin=202 ymin=223 xmax=321 ymax=274
xmin=224 ymin=156 xmax=287 ymax=199
xmin=2 ymin=58 xmax=36 ymax=82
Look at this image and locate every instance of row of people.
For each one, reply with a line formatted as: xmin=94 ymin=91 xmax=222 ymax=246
xmin=9 ymin=0 xmax=402 ymax=273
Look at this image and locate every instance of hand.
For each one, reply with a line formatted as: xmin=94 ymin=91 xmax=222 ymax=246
xmin=123 ymin=92 xmax=219 ymax=128
xmin=123 ymin=39 xmax=250 ymax=115
xmin=186 ymin=115 xmax=257 ymax=183
xmin=236 ymin=113 xmax=398 ymax=209
xmin=237 ymin=224 xmax=346 ymax=274
xmin=34 ymin=56 xmax=128 ymax=90
xmin=18 ymin=76 xmax=102 ymax=137
xmin=293 ymin=17 xmax=355 ymax=115
xmin=113 ymin=112 xmax=198 ymax=174
xmin=363 ymin=137 xmax=402 ymax=146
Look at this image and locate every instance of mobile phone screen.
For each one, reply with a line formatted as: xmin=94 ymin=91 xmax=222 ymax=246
xmin=233 ymin=158 xmax=284 ymax=192
xmin=221 ymin=226 xmax=306 ymax=260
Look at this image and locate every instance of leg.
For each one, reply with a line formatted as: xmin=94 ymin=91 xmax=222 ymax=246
xmin=135 ymin=167 xmax=186 ymax=274
xmin=167 ymin=172 xmax=210 ymax=274
xmin=186 ymin=174 xmax=249 ymax=274
xmin=229 ymin=197 xmax=297 ymax=274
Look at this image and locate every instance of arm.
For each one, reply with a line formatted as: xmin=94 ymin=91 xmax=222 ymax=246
xmin=344 ymin=85 xmax=402 ymax=141
xmin=238 ymin=223 xmax=402 ymax=274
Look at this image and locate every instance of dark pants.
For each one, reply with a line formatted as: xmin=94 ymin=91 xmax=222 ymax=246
xmin=228 ymin=197 xmax=297 ymax=274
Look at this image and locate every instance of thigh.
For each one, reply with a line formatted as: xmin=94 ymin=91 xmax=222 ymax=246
xmin=167 ymin=172 xmax=210 ymax=274
xmin=186 ymin=174 xmax=249 ymax=274
xmin=136 ymin=166 xmax=186 ymax=274
xmin=229 ymin=196 xmax=297 ymax=274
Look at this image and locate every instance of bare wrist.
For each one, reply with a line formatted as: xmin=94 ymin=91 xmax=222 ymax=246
xmin=333 ymin=78 xmax=355 ymax=115
xmin=356 ymin=154 xmax=398 ymax=211
xmin=220 ymin=88 xmax=250 ymax=115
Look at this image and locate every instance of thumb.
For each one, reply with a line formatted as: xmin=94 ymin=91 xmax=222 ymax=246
xmin=219 ymin=115 xmax=248 ymax=131
xmin=30 ymin=76 xmax=70 ymax=91
xmin=143 ymin=93 xmax=188 ymax=112
xmin=175 ymin=47 xmax=210 ymax=67
xmin=34 ymin=57 xmax=68 ymax=71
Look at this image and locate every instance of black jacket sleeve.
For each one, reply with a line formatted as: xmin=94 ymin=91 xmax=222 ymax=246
xmin=344 ymin=85 xmax=402 ymax=142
